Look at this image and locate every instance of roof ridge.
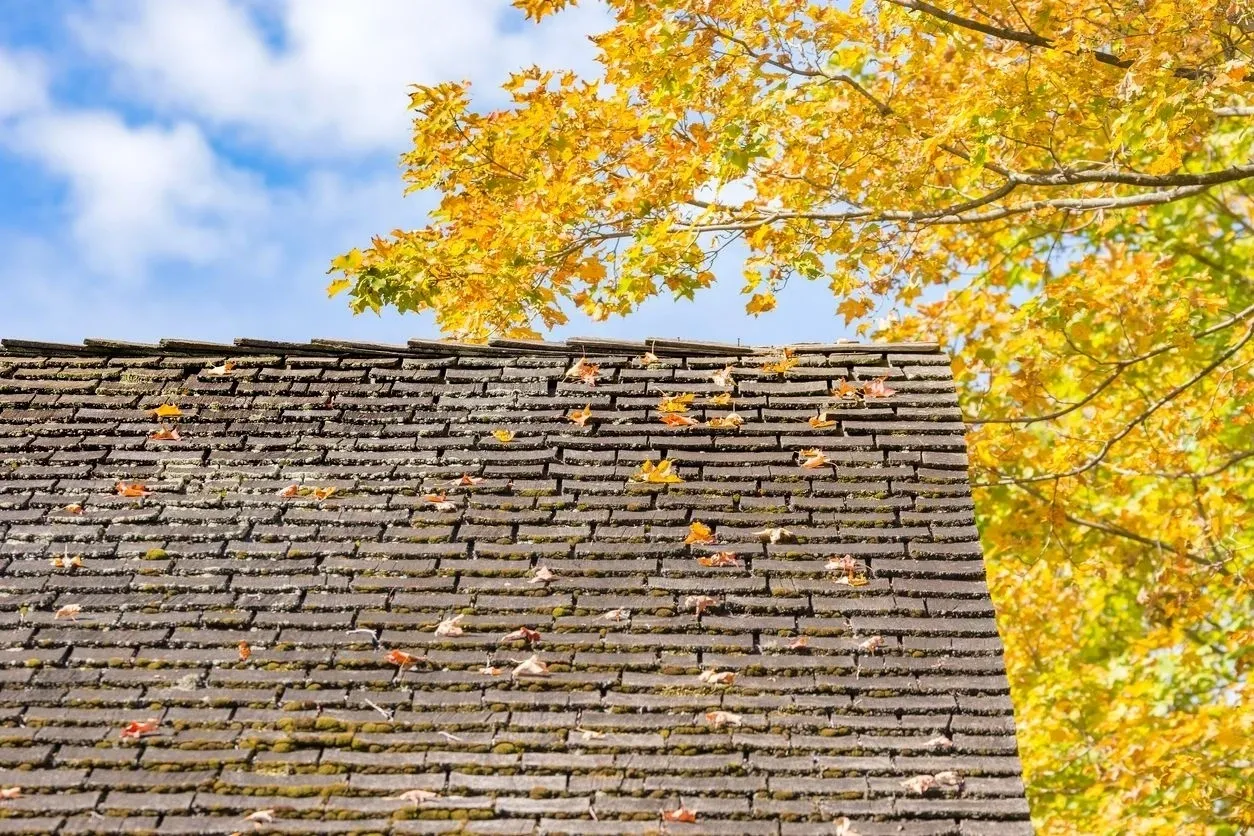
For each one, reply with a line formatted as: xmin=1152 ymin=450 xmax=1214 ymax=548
xmin=0 ymin=336 xmax=942 ymax=358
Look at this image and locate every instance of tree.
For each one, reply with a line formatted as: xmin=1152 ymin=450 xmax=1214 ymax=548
xmin=330 ymin=2 xmax=1253 ymax=831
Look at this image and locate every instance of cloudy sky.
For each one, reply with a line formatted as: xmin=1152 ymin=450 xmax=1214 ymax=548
xmin=0 ymin=1 xmax=847 ymax=346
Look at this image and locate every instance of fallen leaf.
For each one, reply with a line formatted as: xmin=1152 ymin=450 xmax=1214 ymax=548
xmin=808 ymin=414 xmax=836 ymax=429
xmin=834 ymin=574 xmax=870 ymax=587
xmin=637 ymin=351 xmax=661 ymax=366
xmin=698 ymin=669 xmax=736 ymax=686
xmin=662 ymin=807 xmax=698 ymax=823
xmin=697 ymin=551 xmax=740 ymax=567
xmin=277 ymin=484 xmax=300 ymax=498
xmin=859 ymin=635 xmax=885 ymax=653
xmin=684 ymin=521 xmax=717 ymax=545
xmin=120 ymin=719 xmax=159 ymax=740
xmin=115 ymin=481 xmax=152 ymax=498
xmin=566 ymin=358 xmax=600 ymax=385
xmin=151 ymin=404 xmax=182 ymax=418
xmin=567 ymin=405 xmax=593 ymax=426
xmin=511 ymin=654 xmax=550 ymax=678
xmin=630 ymin=459 xmax=683 ymax=484
xmin=760 ymin=356 xmax=797 ymax=375
xmin=577 ymin=727 xmax=606 ymax=740
xmin=659 ymin=412 xmax=699 ymax=428
xmin=707 ymin=412 xmax=744 ymax=429
xmin=787 ymin=636 xmax=810 ymax=650
xmin=756 ymin=527 xmax=796 ymax=544
xmin=50 ymin=555 xmax=84 ymax=570
xmin=205 ymin=361 xmax=236 ymax=376
xmin=833 ymin=817 xmax=862 ymax=836
xmin=499 ymin=626 xmax=542 ymax=645
xmin=435 ymin=615 xmax=465 ymax=637
xmin=479 ymin=665 xmax=502 ymax=676
xmin=393 ymin=789 xmax=439 ymax=807
xmin=529 ymin=566 xmax=554 ymax=584
xmin=933 ymin=770 xmax=963 ymax=788
xmin=601 ymin=608 xmax=630 ymax=622
xmin=311 ymin=487 xmax=337 ymax=502
xmin=656 ymin=392 xmax=695 ymax=413
xmin=900 ymin=774 xmax=937 ymax=794
xmin=704 ymin=710 xmax=742 ymax=729
xmin=491 ymin=429 xmax=515 ymax=444
xmin=684 ymin=595 xmax=719 ymax=616
xmin=54 ymin=604 xmax=81 ymax=620
xmin=924 ymin=735 xmax=954 ymax=751
xmin=422 ymin=493 xmax=448 ymax=503
xmin=454 ymin=474 xmax=484 ymax=487
xmin=63 ymin=503 xmax=83 ymax=515
xmin=827 ymin=555 xmax=869 ymax=586
xmin=799 ymin=448 xmax=831 ymax=468
xmin=711 ymin=365 xmax=735 ymax=388
xmin=863 ymin=377 xmax=897 ymax=398
xmin=832 ymin=379 xmax=861 ymax=399
xmin=238 ymin=641 xmax=252 ymax=662
xmin=708 ymin=392 xmax=733 ymax=406
xmin=149 ymin=423 xmax=181 ymax=441
xmin=0 ymin=787 xmax=21 ymax=800
xmin=386 ymin=649 xmax=426 ymax=669
xmin=244 ymin=809 xmax=275 ymax=825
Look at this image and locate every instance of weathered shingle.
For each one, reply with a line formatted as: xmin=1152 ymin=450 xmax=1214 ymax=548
xmin=0 ymin=339 xmax=1031 ymax=834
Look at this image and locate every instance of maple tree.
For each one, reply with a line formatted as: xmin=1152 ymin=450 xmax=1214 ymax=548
xmin=331 ymin=1 xmax=1253 ymax=831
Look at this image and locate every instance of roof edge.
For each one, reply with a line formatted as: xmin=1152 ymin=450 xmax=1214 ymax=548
xmin=0 ymin=336 xmax=941 ymax=359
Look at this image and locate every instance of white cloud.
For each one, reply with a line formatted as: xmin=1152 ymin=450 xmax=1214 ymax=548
xmin=8 ymin=111 xmax=269 ymax=278
xmin=0 ymin=46 xmax=48 ymax=119
xmin=69 ymin=0 xmax=612 ymax=157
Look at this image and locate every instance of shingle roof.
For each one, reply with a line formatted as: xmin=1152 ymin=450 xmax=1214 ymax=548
xmin=0 ymin=338 xmax=1030 ymax=835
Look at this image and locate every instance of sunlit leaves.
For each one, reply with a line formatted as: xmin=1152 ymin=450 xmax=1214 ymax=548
xmin=567 ymin=404 xmax=593 ymax=426
xmin=491 ymin=429 xmax=515 ymax=444
xmin=657 ymin=392 xmax=695 ymax=413
xmin=511 ymin=654 xmax=551 ymax=678
xmin=120 ymin=719 xmax=159 ymax=741
xmin=115 ymin=482 xmax=151 ymax=498
xmin=684 ymin=521 xmax=717 ymax=545
xmin=630 ymin=459 xmax=683 ymax=483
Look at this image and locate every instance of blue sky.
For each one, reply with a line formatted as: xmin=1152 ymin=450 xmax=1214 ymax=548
xmin=0 ymin=0 xmax=849 ymax=346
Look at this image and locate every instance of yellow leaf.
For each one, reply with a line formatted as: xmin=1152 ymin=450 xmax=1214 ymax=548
xmin=491 ymin=429 xmax=515 ymax=443
xmin=746 ymin=292 xmax=777 ymax=315
xmin=326 ymin=278 xmax=352 ymax=298
xmin=151 ymin=404 xmax=182 ymax=418
xmin=630 ymin=459 xmax=683 ymax=484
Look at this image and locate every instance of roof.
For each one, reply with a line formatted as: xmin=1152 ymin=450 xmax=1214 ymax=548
xmin=0 ymin=338 xmax=1031 ymax=835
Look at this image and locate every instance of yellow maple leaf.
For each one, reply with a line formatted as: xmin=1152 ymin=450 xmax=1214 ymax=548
xmin=657 ymin=392 xmax=695 ymax=413
xmin=630 ymin=459 xmax=683 ymax=484
xmin=151 ymin=404 xmax=182 ymax=418
xmin=491 ymin=429 xmax=515 ymax=443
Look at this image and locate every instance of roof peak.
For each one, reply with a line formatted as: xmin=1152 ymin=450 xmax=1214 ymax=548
xmin=0 ymin=336 xmax=940 ymax=358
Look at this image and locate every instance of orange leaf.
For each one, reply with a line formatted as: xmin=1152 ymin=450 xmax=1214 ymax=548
xmin=148 ymin=424 xmax=181 ymax=441
xmin=808 ymin=414 xmax=836 ymax=429
xmin=277 ymin=484 xmax=301 ymax=498
xmin=0 ymin=787 xmax=20 ymax=800
xmin=238 ymin=641 xmax=252 ymax=662
xmin=422 ymin=493 xmax=448 ymax=503
xmin=311 ymin=487 xmax=337 ymax=501
xmin=760 ymin=356 xmax=797 ymax=375
xmin=454 ymin=474 xmax=484 ymax=486
xmin=499 ymin=626 xmax=542 ymax=645
xmin=832 ymin=379 xmax=861 ymax=399
xmin=115 ymin=482 xmax=152 ymax=498
xmin=662 ymin=807 xmax=698 ymax=823
xmin=711 ymin=365 xmax=735 ymax=388
xmin=660 ymin=412 xmax=699 ymax=428
xmin=684 ymin=521 xmax=717 ymax=545
xmin=567 ymin=405 xmax=593 ymax=426
xmin=708 ymin=392 xmax=732 ymax=406
xmin=787 ymin=636 xmax=810 ymax=650
xmin=637 ymin=351 xmax=661 ymax=366
xmin=566 ymin=358 xmax=599 ymax=386
xmin=386 ymin=649 xmax=426 ymax=669
xmin=205 ymin=361 xmax=235 ymax=376
xmin=151 ymin=404 xmax=182 ymax=418
xmin=63 ymin=503 xmax=84 ymax=515
xmin=859 ymin=635 xmax=885 ymax=653
xmin=120 ymin=719 xmax=159 ymax=740
xmin=697 ymin=551 xmax=739 ymax=567
xmin=799 ymin=448 xmax=831 ymax=468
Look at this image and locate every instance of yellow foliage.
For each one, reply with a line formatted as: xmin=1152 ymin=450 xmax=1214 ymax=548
xmin=334 ymin=4 xmax=1254 ymax=830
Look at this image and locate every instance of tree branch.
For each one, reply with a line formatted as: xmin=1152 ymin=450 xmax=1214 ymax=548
xmin=884 ymin=0 xmax=1212 ymax=80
